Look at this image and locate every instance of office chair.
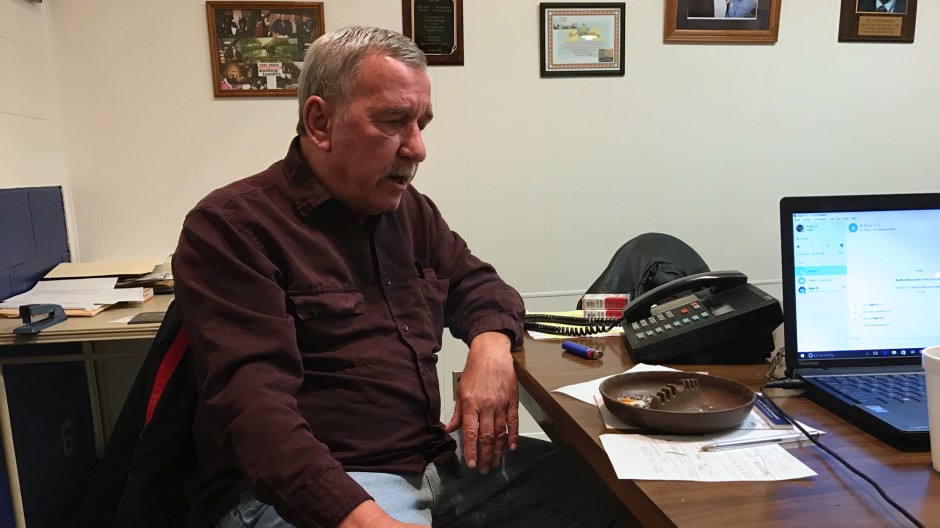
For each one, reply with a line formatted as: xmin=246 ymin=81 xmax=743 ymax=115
xmin=68 ymin=300 xmax=198 ymax=528
xmin=577 ymin=232 xmax=710 ymax=309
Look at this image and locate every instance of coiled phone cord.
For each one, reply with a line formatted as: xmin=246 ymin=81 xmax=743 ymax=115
xmin=760 ymin=381 xmax=925 ymax=528
xmin=523 ymin=313 xmax=623 ymax=337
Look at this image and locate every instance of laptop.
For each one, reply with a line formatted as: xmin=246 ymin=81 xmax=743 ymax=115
xmin=780 ymin=193 xmax=940 ymax=445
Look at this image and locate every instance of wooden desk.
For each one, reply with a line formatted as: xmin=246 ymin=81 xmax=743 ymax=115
xmin=0 ymin=296 xmax=172 ymax=528
xmin=0 ymin=295 xmax=172 ymax=347
xmin=514 ymin=335 xmax=939 ymax=528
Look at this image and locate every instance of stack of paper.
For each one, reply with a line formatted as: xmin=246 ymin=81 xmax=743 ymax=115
xmin=45 ymin=258 xmax=174 ymax=293
xmin=43 ymin=259 xmax=157 ymax=279
xmin=0 ymin=277 xmax=153 ymax=317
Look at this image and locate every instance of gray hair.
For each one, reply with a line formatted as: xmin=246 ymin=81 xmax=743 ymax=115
xmin=296 ymin=26 xmax=427 ymax=135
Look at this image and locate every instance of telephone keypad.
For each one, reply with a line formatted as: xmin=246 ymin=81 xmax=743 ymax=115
xmin=631 ymin=298 xmax=716 ymax=344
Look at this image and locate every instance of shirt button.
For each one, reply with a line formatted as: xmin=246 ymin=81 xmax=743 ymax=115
xmin=402 ymin=323 xmax=409 ymax=332
xmin=384 ymin=278 xmax=392 ymax=286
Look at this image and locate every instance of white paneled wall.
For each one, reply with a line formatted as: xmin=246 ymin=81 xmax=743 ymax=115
xmin=0 ymin=0 xmax=70 ymax=215
xmin=14 ymin=0 xmax=940 ymax=435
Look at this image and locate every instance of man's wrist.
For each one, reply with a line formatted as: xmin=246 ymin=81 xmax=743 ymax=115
xmin=336 ymin=500 xmax=386 ymax=528
xmin=469 ymin=329 xmax=515 ymax=348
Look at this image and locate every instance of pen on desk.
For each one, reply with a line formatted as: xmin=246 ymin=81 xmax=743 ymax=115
xmin=700 ymin=431 xmax=817 ymax=452
xmin=561 ymin=341 xmax=603 ymax=360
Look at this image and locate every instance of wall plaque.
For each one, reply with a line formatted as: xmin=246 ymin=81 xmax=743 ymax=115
xmin=403 ymin=0 xmax=464 ymax=66
xmin=838 ymin=0 xmax=917 ymax=43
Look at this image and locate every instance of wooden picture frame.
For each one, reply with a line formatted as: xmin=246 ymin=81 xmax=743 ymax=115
xmin=206 ymin=2 xmax=325 ymax=97
xmin=402 ymin=0 xmax=464 ymax=66
xmin=539 ymin=3 xmax=626 ymax=78
xmin=664 ymin=0 xmax=781 ymax=43
xmin=838 ymin=0 xmax=917 ymax=43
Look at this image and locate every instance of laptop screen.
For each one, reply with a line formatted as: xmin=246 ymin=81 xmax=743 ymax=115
xmin=780 ymin=194 xmax=940 ymax=371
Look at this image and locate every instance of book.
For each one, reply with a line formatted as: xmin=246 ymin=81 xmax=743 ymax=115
xmin=753 ymin=393 xmax=792 ymax=429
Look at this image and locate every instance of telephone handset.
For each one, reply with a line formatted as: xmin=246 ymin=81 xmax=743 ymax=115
xmin=622 ymin=270 xmax=748 ymax=322
xmin=622 ymin=270 xmax=783 ymax=364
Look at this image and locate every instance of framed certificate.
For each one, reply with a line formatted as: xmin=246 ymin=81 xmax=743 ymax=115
xmin=539 ymin=3 xmax=625 ymax=78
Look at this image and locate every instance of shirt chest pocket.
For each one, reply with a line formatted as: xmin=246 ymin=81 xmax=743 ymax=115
xmin=288 ymin=289 xmax=387 ymax=370
xmin=291 ymin=290 xmax=364 ymax=319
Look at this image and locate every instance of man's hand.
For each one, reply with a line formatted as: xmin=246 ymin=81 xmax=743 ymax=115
xmin=337 ymin=500 xmax=427 ymax=528
xmin=444 ymin=331 xmax=519 ymax=474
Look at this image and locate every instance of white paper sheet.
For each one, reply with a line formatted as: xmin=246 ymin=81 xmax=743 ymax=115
xmin=599 ymin=433 xmax=817 ymax=481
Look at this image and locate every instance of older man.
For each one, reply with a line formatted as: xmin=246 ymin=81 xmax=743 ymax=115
xmin=174 ymin=26 xmax=615 ymax=528
xmin=726 ymin=0 xmax=758 ymax=18
xmin=857 ymin=0 xmax=907 ymax=13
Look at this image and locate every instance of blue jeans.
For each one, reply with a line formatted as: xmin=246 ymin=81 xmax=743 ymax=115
xmin=216 ymin=435 xmax=617 ymax=527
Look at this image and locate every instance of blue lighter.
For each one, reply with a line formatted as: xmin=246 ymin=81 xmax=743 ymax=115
xmin=561 ymin=341 xmax=604 ymax=360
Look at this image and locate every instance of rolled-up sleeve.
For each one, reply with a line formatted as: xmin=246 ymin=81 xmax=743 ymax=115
xmin=419 ymin=198 xmax=525 ymax=350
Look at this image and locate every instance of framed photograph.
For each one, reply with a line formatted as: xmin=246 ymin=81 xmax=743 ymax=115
xmin=838 ymin=0 xmax=917 ymax=43
xmin=539 ymin=3 xmax=625 ymax=78
xmin=664 ymin=0 xmax=781 ymax=43
xmin=402 ymin=0 xmax=464 ymax=66
xmin=206 ymin=2 xmax=325 ymax=97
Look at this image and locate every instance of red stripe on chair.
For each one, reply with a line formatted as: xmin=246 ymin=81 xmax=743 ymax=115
xmin=145 ymin=327 xmax=190 ymax=426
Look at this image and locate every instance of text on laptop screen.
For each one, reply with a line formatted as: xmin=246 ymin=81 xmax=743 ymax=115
xmin=791 ymin=209 xmax=940 ymax=362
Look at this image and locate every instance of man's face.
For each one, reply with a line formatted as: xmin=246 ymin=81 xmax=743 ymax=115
xmin=224 ymin=65 xmax=240 ymax=83
xmin=319 ymin=54 xmax=432 ymax=217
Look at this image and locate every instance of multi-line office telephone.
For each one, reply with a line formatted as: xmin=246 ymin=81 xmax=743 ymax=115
xmin=524 ymin=270 xmax=783 ymax=364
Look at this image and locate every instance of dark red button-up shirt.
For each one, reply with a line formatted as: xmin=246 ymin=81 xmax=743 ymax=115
xmin=173 ymin=138 xmax=525 ymax=528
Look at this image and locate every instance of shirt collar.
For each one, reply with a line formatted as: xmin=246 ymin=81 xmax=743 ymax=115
xmin=282 ymin=135 xmax=335 ymax=219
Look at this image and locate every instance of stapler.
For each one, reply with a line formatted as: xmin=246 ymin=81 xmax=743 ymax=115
xmin=13 ymin=304 xmax=68 ymax=334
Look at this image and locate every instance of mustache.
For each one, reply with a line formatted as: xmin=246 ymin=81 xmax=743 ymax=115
xmin=388 ymin=164 xmax=418 ymax=182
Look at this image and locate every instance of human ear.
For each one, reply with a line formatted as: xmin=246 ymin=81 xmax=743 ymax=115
xmin=301 ymin=96 xmax=333 ymax=151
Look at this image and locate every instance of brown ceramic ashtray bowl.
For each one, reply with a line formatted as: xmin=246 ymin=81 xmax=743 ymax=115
xmin=599 ymin=371 xmax=756 ymax=434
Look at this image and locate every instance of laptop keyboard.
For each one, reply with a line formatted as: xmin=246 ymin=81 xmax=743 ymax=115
xmin=815 ymin=374 xmax=927 ymax=405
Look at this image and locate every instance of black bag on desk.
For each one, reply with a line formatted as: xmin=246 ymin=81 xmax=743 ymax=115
xmin=577 ymin=232 xmax=710 ymax=308
xmin=69 ymin=301 xmax=198 ymax=528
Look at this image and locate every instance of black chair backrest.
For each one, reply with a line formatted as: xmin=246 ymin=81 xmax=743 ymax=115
xmin=69 ymin=300 xmax=198 ymax=528
xmin=577 ymin=233 xmax=710 ymax=309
